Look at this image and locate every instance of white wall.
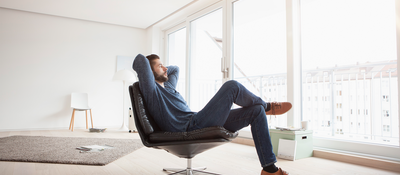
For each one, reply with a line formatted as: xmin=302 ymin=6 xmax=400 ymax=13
xmin=0 ymin=8 xmax=146 ymax=131
xmin=145 ymin=26 xmax=164 ymax=59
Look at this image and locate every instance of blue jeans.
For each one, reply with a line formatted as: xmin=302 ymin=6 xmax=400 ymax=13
xmin=187 ymin=80 xmax=277 ymax=167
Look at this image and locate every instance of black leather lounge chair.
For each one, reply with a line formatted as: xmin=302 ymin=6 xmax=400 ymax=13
xmin=129 ymin=82 xmax=238 ymax=175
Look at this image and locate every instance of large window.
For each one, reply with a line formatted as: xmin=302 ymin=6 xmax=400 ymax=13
xmin=232 ymin=0 xmax=287 ymax=128
xmin=301 ymin=0 xmax=398 ymax=146
xmin=163 ymin=0 xmax=400 ymax=158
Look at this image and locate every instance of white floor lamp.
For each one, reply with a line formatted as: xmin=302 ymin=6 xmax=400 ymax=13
xmin=113 ymin=69 xmax=136 ymax=131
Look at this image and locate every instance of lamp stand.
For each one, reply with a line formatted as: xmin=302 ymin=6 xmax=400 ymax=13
xmin=118 ymin=80 xmax=129 ymax=131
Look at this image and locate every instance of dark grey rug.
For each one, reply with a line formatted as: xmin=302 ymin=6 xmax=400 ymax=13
xmin=0 ymin=135 xmax=143 ymax=166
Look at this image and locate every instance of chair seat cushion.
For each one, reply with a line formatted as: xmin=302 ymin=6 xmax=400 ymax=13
xmin=149 ymin=126 xmax=238 ymax=143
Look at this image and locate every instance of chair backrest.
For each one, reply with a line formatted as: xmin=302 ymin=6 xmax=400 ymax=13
xmin=71 ymin=93 xmax=90 ymax=109
xmin=129 ymin=82 xmax=161 ymax=145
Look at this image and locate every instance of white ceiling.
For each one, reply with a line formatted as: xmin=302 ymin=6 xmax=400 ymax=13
xmin=0 ymin=0 xmax=195 ymax=29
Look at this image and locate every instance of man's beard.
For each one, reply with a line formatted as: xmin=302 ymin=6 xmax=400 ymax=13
xmin=154 ymin=71 xmax=168 ymax=82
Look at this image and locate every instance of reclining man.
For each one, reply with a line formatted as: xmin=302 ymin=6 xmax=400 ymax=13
xmin=132 ymin=53 xmax=292 ymax=175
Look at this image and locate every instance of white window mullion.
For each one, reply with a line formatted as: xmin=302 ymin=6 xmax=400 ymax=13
xmin=286 ymin=0 xmax=302 ymax=128
xmin=396 ymin=0 xmax=400 ymax=147
xmin=223 ymin=0 xmax=234 ymax=81
xmin=185 ymin=19 xmax=191 ymax=106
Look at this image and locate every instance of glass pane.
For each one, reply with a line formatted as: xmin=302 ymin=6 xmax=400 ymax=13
xmin=189 ymin=9 xmax=223 ymax=111
xmin=301 ymin=0 xmax=398 ymax=146
xmin=167 ymin=27 xmax=186 ymax=99
xmin=233 ymin=0 xmax=287 ymax=128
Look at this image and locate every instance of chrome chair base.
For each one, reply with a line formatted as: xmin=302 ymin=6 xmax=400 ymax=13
xmin=163 ymin=159 xmax=220 ymax=175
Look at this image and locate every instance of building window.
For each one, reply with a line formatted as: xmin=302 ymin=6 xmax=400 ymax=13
xmin=383 ymin=125 xmax=390 ymax=132
xmin=383 ymin=95 xmax=389 ymax=102
xmin=383 ymin=110 xmax=390 ymax=117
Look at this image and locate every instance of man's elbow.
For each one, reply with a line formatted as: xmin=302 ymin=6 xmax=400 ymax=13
xmin=132 ymin=54 xmax=146 ymax=69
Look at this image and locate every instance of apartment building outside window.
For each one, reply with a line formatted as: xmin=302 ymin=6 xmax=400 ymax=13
xmin=301 ymin=0 xmax=398 ymax=145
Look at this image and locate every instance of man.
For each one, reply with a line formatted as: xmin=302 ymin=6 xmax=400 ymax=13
xmin=132 ymin=53 xmax=291 ymax=175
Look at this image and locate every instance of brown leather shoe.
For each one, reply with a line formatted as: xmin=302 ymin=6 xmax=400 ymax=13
xmin=265 ymin=102 xmax=292 ymax=115
xmin=261 ymin=168 xmax=289 ymax=175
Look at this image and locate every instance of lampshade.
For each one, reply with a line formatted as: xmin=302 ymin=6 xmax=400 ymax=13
xmin=113 ymin=69 xmax=136 ymax=82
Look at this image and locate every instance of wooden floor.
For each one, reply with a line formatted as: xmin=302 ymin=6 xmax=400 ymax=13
xmin=0 ymin=129 xmax=398 ymax=175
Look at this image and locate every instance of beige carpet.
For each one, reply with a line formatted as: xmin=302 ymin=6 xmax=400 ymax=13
xmin=0 ymin=135 xmax=143 ymax=166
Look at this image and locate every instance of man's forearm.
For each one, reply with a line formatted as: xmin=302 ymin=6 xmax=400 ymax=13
xmin=166 ymin=65 xmax=179 ymax=89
